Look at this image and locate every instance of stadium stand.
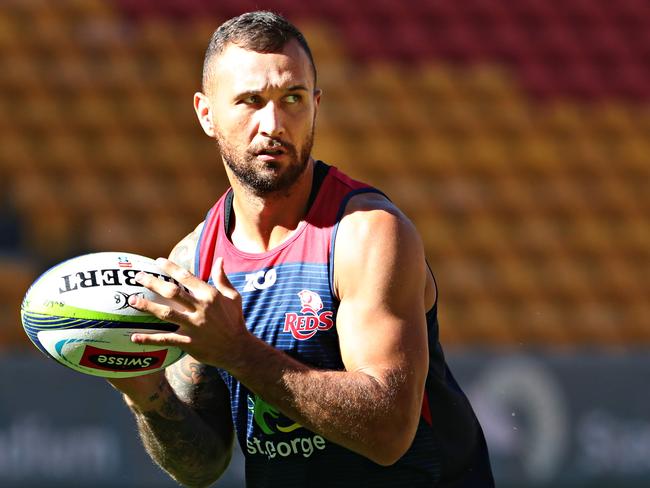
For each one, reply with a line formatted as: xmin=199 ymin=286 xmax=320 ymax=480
xmin=1 ymin=0 xmax=648 ymax=349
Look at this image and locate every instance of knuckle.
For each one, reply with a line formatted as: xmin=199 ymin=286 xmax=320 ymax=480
xmin=134 ymin=298 xmax=149 ymax=312
xmin=177 ymin=268 xmax=191 ymax=280
xmin=205 ymin=287 xmax=219 ymax=302
xmin=167 ymin=284 xmax=182 ymax=299
xmin=193 ymin=311 xmax=207 ymax=327
xmin=137 ymin=272 xmax=151 ymax=285
xmin=160 ymin=308 xmax=175 ymax=322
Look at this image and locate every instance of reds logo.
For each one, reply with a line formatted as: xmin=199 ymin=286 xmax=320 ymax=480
xmin=283 ymin=290 xmax=334 ymax=340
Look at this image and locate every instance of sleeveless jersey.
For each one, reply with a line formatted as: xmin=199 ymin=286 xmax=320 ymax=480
xmin=195 ymin=162 xmax=494 ymax=487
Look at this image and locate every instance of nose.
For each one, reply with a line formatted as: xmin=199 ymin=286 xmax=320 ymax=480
xmin=256 ymin=101 xmax=285 ymax=138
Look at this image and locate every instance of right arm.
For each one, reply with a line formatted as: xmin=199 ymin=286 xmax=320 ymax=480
xmin=118 ymin=357 xmax=234 ymax=488
xmin=110 ymin=223 xmax=234 ymax=488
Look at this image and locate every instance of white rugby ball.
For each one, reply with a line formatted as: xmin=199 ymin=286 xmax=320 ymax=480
xmin=21 ymin=252 xmax=185 ymax=378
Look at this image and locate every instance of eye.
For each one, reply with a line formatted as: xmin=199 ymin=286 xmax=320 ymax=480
xmin=284 ymin=94 xmax=302 ymax=104
xmin=240 ymin=95 xmax=262 ymax=105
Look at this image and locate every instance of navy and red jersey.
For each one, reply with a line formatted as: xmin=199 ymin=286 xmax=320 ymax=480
xmin=194 ymin=161 xmax=494 ymax=487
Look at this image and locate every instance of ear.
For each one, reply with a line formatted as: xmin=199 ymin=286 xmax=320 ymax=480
xmin=312 ymin=88 xmax=322 ymax=118
xmin=194 ymin=92 xmax=215 ymax=137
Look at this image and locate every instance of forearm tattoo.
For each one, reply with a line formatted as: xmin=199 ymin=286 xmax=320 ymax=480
xmin=133 ymin=361 xmax=233 ymax=488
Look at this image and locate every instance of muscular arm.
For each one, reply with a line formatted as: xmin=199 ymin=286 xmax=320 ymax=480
xmin=128 ymin=357 xmax=234 ymax=488
xmin=111 ymin=223 xmax=235 ymax=488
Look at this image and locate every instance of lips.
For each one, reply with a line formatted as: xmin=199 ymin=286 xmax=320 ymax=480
xmin=256 ymin=148 xmax=284 ymax=156
xmin=251 ymin=139 xmax=290 ymax=157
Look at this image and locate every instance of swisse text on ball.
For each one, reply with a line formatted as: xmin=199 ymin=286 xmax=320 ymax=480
xmin=79 ymin=345 xmax=169 ymax=371
xmin=95 ymin=354 xmax=157 ymax=368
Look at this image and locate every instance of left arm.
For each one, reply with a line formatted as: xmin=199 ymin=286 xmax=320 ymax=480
xmin=129 ymin=194 xmax=429 ymax=465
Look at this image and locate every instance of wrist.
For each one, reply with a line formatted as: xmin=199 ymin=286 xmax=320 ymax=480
xmin=225 ymin=333 xmax=305 ymax=391
xmin=108 ymin=371 xmax=170 ymax=414
xmin=224 ymin=332 xmax=269 ymax=379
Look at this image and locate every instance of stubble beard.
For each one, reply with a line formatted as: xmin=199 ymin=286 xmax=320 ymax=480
xmin=217 ymin=127 xmax=315 ymax=197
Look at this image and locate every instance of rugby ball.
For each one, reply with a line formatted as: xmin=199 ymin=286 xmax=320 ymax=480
xmin=20 ymin=252 xmax=185 ymax=378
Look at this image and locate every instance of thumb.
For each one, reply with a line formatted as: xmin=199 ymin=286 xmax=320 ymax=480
xmin=211 ymin=257 xmax=238 ymax=298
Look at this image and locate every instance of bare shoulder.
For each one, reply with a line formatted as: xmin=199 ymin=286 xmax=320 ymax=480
xmin=339 ymin=192 xmax=419 ymax=236
xmin=342 ymin=191 xmax=399 ymax=213
xmin=337 ymin=192 xmax=423 ymax=260
xmin=334 ymin=192 xmax=425 ymax=298
xmin=168 ymin=222 xmax=205 ymax=274
xmin=336 ymin=192 xmax=437 ymax=309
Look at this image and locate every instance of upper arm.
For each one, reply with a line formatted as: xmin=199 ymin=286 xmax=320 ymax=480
xmin=168 ymin=222 xmax=205 ymax=274
xmin=333 ymin=193 xmax=429 ymax=419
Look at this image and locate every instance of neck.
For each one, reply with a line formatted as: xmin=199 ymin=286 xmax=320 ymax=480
xmin=226 ymin=159 xmax=315 ymax=253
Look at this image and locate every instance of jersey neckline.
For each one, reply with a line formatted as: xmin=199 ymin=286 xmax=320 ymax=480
xmin=218 ymin=162 xmax=330 ymax=261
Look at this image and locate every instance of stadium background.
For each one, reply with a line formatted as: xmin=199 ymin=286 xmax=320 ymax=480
xmin=1 ymin=0 xmax=648 ymax=486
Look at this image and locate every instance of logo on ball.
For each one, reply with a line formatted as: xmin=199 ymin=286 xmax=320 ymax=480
xmin=79 ymin=345 xmax=168 ymax=371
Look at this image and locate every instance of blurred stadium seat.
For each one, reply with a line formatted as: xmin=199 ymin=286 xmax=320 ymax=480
xmin=1 ymin=0 xmax=648 ymax=350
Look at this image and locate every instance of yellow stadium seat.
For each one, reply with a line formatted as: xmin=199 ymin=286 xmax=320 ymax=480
xmin=409 ymin=66 xmax=461 ymax=101
xmin=462 ymin=65 xmax=523 ymax=105
xmin=24 ymin=206 xmax=75 ymax=261
xmin=463 ymin=297 xmax=517 ymax=346
xmin=1 ymin=54 xmax=41 ymax=94
xmin=0 ymin=8 xmax=20 ymax=51
xmin=515 ymin=300 xmax=572 ymax=346
xmin=63 ymin=169 xmax=114 ymax=215
xmin=0 ymin=257 xmax=39 ymax=349
xmin=589 ymin=103 xmax=635 ymax=139
xmin=85 ymin=209 xmax=138 ymax=254
xmin=297 ymin=21 xmax=348 ymax=66
xmin=617 ymin=137 xmax=650 ymax=176
xmin=0 ymin=131 xmax=39 ymax=177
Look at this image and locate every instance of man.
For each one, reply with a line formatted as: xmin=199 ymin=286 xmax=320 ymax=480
xmin=110 ymin=11 xmax=494 ymax=488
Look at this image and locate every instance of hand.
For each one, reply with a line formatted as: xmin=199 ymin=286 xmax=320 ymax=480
xmin=128 ymin=257 xmax=250 ymax=370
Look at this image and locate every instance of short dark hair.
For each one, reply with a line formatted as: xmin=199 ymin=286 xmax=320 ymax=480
xmin=202 ymin=11 xmax=317 ymax=92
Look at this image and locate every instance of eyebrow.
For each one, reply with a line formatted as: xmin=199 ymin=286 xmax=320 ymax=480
xmin=233 ymin=84 xmax=309 ymax=99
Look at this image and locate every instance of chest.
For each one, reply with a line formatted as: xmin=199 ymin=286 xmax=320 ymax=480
xmin=225 ymin=262 xmax=343 ymax=370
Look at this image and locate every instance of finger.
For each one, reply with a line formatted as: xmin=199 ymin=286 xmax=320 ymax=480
xmin=135 ymin=271 xmax=196 ymax=311
xmin=155 ymin=257 xmax=201 ymax=286
xmin=131 ymin=332 xmax=191 ymax=347
xmin=211 ymin=257 xmax=239 ymax=299
xmin=128 ymin=293 xmax=187 ymax=325
xmin=155 ymin=257 xmax=214 ymax=300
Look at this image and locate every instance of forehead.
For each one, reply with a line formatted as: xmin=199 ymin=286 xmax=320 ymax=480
xmin=208 ymin=40 xmax=314 ymax=95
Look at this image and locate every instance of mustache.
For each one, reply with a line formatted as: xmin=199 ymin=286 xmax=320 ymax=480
xmin=248 ymin=138 xmax=295 ymax=154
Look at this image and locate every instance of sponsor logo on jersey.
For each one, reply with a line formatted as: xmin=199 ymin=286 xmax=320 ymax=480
xmin=242 ymin=268 xmax=277 ymax=292
xmin=283 ymin=290 xmax=334 ymax=340
xmin=248 ymin=394 xmax=301 ymax=434
xmin=246 ymin=394 xmax=327 ymax=459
